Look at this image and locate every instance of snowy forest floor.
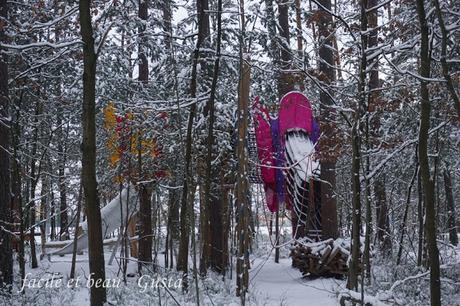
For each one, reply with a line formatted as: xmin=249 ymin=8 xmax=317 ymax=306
xmin=0 ymin=229 xmax=344 ymax=306
xmin=1 ymin=229 xmax=460 ymax=305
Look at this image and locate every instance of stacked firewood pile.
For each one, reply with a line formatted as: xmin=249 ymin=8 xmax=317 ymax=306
xmin=291 ymin=238 xmax=353 ymax=277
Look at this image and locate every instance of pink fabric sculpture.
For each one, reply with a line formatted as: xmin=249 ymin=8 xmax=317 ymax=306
xmin=279 ymin=91 xmax=314 ymax=139
xmin=253 ymin=92 xmax=319 ymax=213
xmin=253 ymin=97 xmax=278 ymax=212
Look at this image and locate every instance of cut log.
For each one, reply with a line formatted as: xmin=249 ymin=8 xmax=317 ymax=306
xmin=290 ymin=238 xmax=357 ymax=277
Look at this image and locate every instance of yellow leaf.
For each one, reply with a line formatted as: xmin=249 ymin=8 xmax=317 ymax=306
xmin=109 ymin=151 xmax=120 ymax=167
xmin=103 ymin=102 xmax=117 ymax=130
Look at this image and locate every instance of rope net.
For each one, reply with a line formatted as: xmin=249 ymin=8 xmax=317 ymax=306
xmin=247 ymin=116 xmax=323 ymax=240
xmin=284 ymin=130 xmax=322 ymax=240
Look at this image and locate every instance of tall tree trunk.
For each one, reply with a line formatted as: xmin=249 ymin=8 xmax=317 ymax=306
xmin=137 ymin=0 xmax=153 ymax=273
xmin=397 ymin=156 xmax=418 ymax=265
xmin=432 ymin=0 xmax=460 ymax=118
xmin=317 ymin=0 xmax=338 ymax=240
xmin=177 ymin=0 xmax=208 ymax=286
xmin=166 ymin=185 xmax=179 ymax=268
xmin=347 ymin=0 xmax=368 ymax=291
xmin=12 ymin=105 xmax=25 ymax=288
xmin=40 ymin=171 xmax=49 ymax=258
xmin=273 ymin=0 xmax=292 ymax=263
xmin=70 ymin=184 xmax=83 ymax=280
xmin=58 ymin=114 xmax=69 ymax=240
xmin=161 ymin=1 xmax=180 ymax=270
xmin=79 ymin=1 xmax=107 ymax=304
xmin=417 ymin=169 xmax=425 ymax=266
xmin=29 ymin=100 xmax=41 ymax=270
xmin=0 ymin=0 xmax=13 ymax=288
xmin=236 ymin=0 xmax=250 ymax=300
xmin=265 ymin=0 xmax=279 ymax=67
xmin=375 ymin=174 xmax=391 ymax=253
xmin=220 ymin=171 xmax=230 ymax=275
xmin=294 ymin=0 xmax=303 ymax=67
xmin=443 ymin=165 xmax=458 ymax=246
xmin=236 ymin=49 xmax=251 ymax=304
xmin=198 ymin=0 xmax=213 ymax=276
xmin=277 ymin=0 xmax=293 ymax=95
xmin=415 ymin=0 xmax=441 ymax=304
xmin=161 ymin=0 xmax=172 ymax=48
xmin=347 ymin=123 xmax=362 ymax=292
xmin=201 ymin=0 xmax=222 ymax=274
xmin=138 ymin=185 xmax=153 ymax=271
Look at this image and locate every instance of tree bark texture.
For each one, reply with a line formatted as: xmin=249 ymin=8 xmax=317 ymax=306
xmin=79 ymin=0 xmax=107 ymax=304
xmin=347 ymin=0 xmax=368 ymax=291
xmin=317 ymin=0 xmax=338 ymax=240
xmin=177 ymin=0 xmax=208 ymax=284
xmin=415 ymin=0 xmax=441 ymax=304
xmin=0 ymin=0 xmax=13 ymax=288
xmin=443 ymin=167 xmax=458 ymax=246
xmin=201 ymin=0 xmax=222 ymax=275
xmin=137 ymin=0 xmax=153 ymax=272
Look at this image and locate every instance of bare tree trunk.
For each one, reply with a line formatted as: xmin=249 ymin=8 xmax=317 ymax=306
xmin=236 ymin=56 xmax=251 ymax=303
xmin=177 ymin=0 xmax=208 ymax=286
xmin=363 ymin=0 xmax=379 ymax=279
xmin=294 ymin=0 xmax=303 ymax=67
xmin=40 ymin=170 xmax=49 ymax=258
xmin=317 ymin=0 xmax=338 ymax=240
xmin=375 ymin=174 xmax=391 ymax=254
xmin=415 ymin=0 xmax=441 ymax=304
xmin=276 ymin=0 xmax=293 ymax=95
xmin=11 ymin=104 xmax=25 ymax=288
xmin=79 ymin=1 xmax=107 ymax=304
xmin=138 ymin=184 xmax=153 ymax=271
xmin=236 ymin=0 xmax=250 ymax=300
xmin=176 ymin=67 xmax=195 ymax=289
xmin=443 ymin=165 xmax=458 ymax=246
xmin=417 ymin=169 xmax=424 ymax=266
xmin=57 ymin=107 xmax=69 ymax=240
xmin=166 ymin=187 xmax=179 ymax=269
xmin=137 ymin=0 xmax=153 ymax=274
xmin=197 ymin=0 xmax=213 ymax=276
xmin=70 ymin=184 xmax=83 ymax=280
xmin=265 ymin=0 xmax=279 ymax=67
xmin=272 ymin=0 xmax=292 ymax=262
xmin=397 ymin=157 xmax=418 ymax=265
xmin=29 ymin=100 xmax=41 ymax=270
xmin=160 ymin=0 xmax=172 ymax=48
xmin=201 ymin=0 xmax=222 ymax=275
xmin=0 ymin=0 xmax=13 ymax=288
xmin=432 ymin=0 xmax=460 ymax=118
xmin=52 ymin=0 xmax=69 ymax=243
xmin=220 ymin=172 xmax=230 ymax=276
xmin=347 ymin=0 xmax=368 ymax=291
xmin=348 ymin=122 xmax=362 ymax=291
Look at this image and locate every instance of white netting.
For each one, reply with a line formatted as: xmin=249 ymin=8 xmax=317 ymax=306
xmin=283 ymin=130 xmax=322 ymax=239
xmin=247 ymin=116 xmax=263 ymax=184
xmin=248 ymin=125 xmax=322 ymax=239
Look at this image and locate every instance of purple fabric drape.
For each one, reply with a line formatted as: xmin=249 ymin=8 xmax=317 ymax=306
xmin=270 ymin=118 xmax=285 ymax=206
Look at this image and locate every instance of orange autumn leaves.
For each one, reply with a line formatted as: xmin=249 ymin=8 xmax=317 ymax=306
xmin=103 ymin=102 xmax=161 ymax=168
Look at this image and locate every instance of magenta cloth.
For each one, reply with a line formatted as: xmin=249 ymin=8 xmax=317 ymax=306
xmin=253 ymin=97 xmax=279 ymax=212
xmin=253 ymin=97 xmax=275 ymax=185
xmin=279 ymin=92 xmax=314 ymax=140
xmin=253 ymin=93 xmax=320 ymax=213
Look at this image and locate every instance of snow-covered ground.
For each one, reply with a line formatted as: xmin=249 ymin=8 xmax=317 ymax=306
xmin=2 ymin=235 xmax=347 ymax=306
xmin=250 ymin=255 xmax=341 ymax=305
xmin=7 ymin=228 xmax=460 ymax=305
